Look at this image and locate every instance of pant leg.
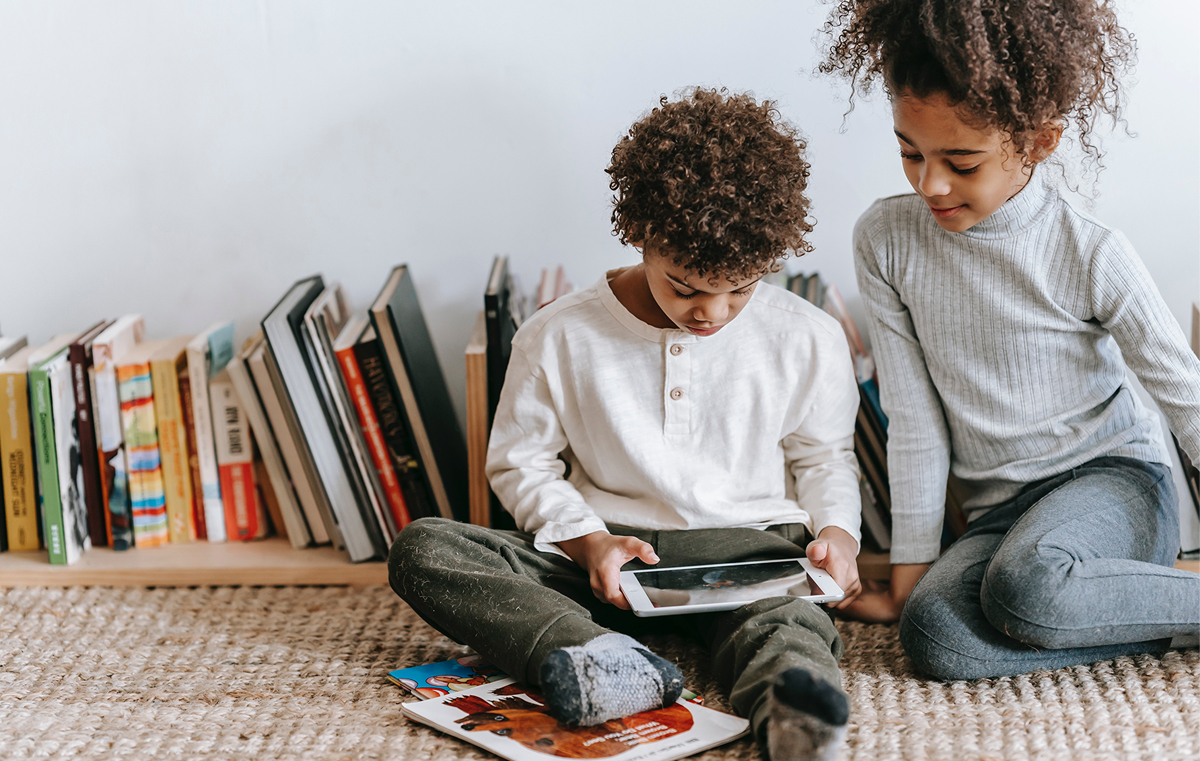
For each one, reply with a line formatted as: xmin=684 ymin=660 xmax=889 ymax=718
xmin=980 ymin=456 xmax=1199 ymax=648
xmin=639 ymin=524 xmax=845 ymax=742
xmin=390 ymin=517 xmax=651 ymax=685
xmin=900 ymin=457 xmax=1184 ymax=681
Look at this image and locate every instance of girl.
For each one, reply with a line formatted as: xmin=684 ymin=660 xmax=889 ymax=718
xmin=820 ymin=0 xmax=1200 ymax=679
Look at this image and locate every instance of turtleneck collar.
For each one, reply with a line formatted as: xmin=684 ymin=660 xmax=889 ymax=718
xmin=961 ymin=166 xmax=1057 ymax=240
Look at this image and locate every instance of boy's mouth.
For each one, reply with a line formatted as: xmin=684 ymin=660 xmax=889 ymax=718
xmin=929 ymin=204 xmax=966 ymax=220
xmin=686 ymin=324 xmax=722 ymax=336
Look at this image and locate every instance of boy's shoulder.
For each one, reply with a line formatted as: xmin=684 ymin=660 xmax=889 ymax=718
xmin=511 ymin=278 xmax=609 ymax=351
xmin=748 ymin=282 xmax=845 ymax=345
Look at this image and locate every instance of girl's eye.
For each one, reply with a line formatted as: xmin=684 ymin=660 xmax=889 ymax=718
xmin=900 ymin=150 xmax=923 ymax=162
xmin=951 ymin=165 xmax=979 ymax=175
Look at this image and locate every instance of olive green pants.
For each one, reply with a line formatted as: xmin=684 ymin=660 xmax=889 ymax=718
xmin=389 ymin=517 xmax=845 ymax=740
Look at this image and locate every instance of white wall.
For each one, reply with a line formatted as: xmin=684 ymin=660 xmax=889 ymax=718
xmin=0 ymin=0 xmax=1196 ymax=427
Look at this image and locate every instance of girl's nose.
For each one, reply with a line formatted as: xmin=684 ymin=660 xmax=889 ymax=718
xmin=919 ymin=164 xmax=952 ymax=199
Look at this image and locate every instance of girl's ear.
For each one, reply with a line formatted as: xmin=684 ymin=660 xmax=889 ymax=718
xmin=1030 ymin=121 xmax=1064 ymax=163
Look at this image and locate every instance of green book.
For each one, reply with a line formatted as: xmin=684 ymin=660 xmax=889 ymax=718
xmin=28 ymin=334 xmax=83 ymax=565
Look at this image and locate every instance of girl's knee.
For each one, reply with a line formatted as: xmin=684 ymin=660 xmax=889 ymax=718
xmin=979 ymin=549 xmax=1073 ymax=649
xmin=899 ymin=589 xmax=994 ymax=681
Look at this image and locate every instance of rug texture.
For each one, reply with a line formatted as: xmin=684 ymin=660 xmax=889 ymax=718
xmin=0 ymin=586 xmax=1196 ymax=761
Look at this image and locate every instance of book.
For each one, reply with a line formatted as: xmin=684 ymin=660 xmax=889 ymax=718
xmin=401 ymin=677 xmax=749 ymax=761
xmin=304 ymin=285 xmax=396 ymax=547
xmin=117 ymin=339 xmax=171 ymax=547
xmin=0 ymin=337 xmax=30 ymax=549
xmin=91 ymin=315 xmax=146 ymax=551
xmin=389 ymin=655 xmax=703 ymax=705
xmin=335 ymin=313 xmax=412 ymax=533
xmin=69 ymin=321 xmax=114 ymax=547
xmin=482 ymin=256 xmax=526 ymax=529
xmin=262 ymin=275 xmax=382 ymax=562
xmin=209 ymin=367 xmax=268 ymax=541
xmin=247 ymin=338 xmax=329 ymax=545
xmin=228 ymin=333 xmax=311 ymax=548
xmin=30 ymin=334 xmax=91 ymax=565
xmin=186 ymin=322 xmax=236 ymax=543
xmin=1 ymin=346 xmax=39 ymax=551
xmin=857 ymin=471 xmax=891 ymax=553
xmin=177 ymin=362 xmax=208 ymax=539
xmin=354 ymin=324 xmax=436 ymax=523
xmin=149 ymin=337 xmax=199 ymax=543
xmin=370 ymin=265 xmax=469 ymax=523
xmin=465 ymin=311 xmax=490 ymax=527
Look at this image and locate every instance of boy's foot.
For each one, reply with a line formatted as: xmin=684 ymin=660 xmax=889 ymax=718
xmin=766 ymin=668 xmax=849 ymax=761
xmin=539 ymin=633 xmax=683 ymax=726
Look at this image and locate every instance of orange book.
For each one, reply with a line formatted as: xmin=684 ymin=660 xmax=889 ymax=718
xmin=336 ymin=338 xmax=412 ymax=530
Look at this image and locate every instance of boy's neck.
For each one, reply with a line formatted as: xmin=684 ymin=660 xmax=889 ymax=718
xmin=609 ymin=264 xmax=677 ymax=330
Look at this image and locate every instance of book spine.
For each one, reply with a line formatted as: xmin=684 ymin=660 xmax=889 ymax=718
xmin=30 ymin=365 xmax=66 ymax=564
xmin=118 ymin=361 xmax=169 ymax=547
xmin=187 ymin=346 xmax=226 ymax=542
xmin=176 ymin=372 xmax=208 ymax=539
xmin=337 ymin=343 xmax=411 ymax=530
xmin=93 ymin=359 xmax=134 ymax=551
xmin=152 ymin=357 xmax=196 ymax=543
xmin=354 ymin=337 xmax=434 ymax=521
xmin=1 ymin=370 xmax=39 ymax=550
xmin=70 ymin=343 xmax=107 ymax=547
xmin=210 ymin=376 xmax=263 ymax=540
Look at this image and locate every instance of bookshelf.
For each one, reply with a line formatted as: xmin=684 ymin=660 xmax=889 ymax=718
xmin=0 ymin=544 xmax=1191 ymax=587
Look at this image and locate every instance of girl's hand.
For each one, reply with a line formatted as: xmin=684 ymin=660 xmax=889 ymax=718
xmin=840 ymin=563 xmax=930 ymax=623
xmin=807 ymin=526 xmax=862 ymax=609
xmin=557 ymin=531 xmax=660 ymax=610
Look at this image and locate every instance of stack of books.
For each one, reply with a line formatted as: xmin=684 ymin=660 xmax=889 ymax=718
xmin=0 ymin=264 xmax=468 ymax=565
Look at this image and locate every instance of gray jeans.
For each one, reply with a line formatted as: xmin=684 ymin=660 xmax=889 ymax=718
xmin=900 ymin=456 xmax=1200 ymax=680
xmin=389 ymin=519 xmax=843 ymax=742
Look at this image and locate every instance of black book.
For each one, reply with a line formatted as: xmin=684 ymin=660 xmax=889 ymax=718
xmin=262 ymin=275 xmax=387 ymax=562
xmin=483 ymin=256 xmax=521 ymax=530
xmin=68 ymin=321 xmax=111 ymax=547
xmin=353 ymin=325 xmax=437 ymax=521
xmin=370 ymin=265 xmax=469 ymax=523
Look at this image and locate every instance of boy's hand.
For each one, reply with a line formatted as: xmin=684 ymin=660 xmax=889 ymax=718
xmin=841 ymin=563 xmax=929 ymax=623
xmin=806 ymin=526 xmax=861 ymax=609
xmin=557 ymin=531 xmax=660 ymax=610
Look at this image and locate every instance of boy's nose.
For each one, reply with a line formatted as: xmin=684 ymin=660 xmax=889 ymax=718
xmin=693 ymin=297 xmax=729 ymax=325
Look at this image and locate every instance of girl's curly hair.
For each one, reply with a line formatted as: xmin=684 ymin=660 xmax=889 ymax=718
xmin=818 ymin=0 xmax=1136 ymax=178
xmin=607 ymin=88 xmax=814 ymax=281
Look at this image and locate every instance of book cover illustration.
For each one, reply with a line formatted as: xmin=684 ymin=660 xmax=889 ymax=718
xmin=91 ymin=315 xmax=145 ymax=551
xmin=388 ymin=654 xmax=507 ymax=699
xmin=49 ymin=354 xmax=91 ymax=564
xmin=401 ymin=677 xmax=748 ymax=761
xmin=118 ymin=354 xmax=170 ymax=547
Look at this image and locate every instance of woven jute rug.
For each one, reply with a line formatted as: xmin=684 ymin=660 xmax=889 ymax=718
xmin=0 ymin=586 xmax=1196 ymax=760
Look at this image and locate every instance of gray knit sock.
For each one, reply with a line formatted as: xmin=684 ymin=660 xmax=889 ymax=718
xmin=539 ymin=633 xmax=684 ymax=726
xmin=765 ymin=668 xmax=849 ymax=761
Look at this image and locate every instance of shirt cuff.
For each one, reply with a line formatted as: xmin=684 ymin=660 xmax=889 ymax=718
xmin=811 ymin=518 xmax=863 ymax=556
xmin=532 ymin=517 xmax=611 ymax=557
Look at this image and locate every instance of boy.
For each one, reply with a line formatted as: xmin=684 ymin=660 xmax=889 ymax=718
xmin=391 ymin=88 xmax=863 ymax=761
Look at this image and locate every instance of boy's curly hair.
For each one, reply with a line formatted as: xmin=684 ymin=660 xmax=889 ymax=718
xmin=607 ymin=88 xmax=813 ymax=281
xmin=818 ymin=0 xmax=1136 ymax=175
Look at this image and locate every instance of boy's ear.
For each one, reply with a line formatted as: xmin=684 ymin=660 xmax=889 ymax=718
xmin=1029 ymin=121 xmax=1064 ymax=164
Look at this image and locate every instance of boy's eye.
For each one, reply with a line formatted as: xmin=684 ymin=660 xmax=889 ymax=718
xmin=672 ymin=288 xmax=698 ymax=300
xmin=733 ymin=287 xmax=753 ymax=297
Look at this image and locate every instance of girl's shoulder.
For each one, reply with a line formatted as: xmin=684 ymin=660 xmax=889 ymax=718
xmin=852 ymin=192 xmax=927 ymax=244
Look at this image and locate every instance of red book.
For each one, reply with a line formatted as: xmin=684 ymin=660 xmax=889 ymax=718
xmin=336 ymin=340 xmax=412 ymax=530
xmin=177 ymin=372 xmax=208 ymax=539
xmin=210 ymin=368 xmax=266 ymax=540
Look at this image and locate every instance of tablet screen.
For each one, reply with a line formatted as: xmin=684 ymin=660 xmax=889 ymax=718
xmin=632 ymin=559 xmax=825 ymax=609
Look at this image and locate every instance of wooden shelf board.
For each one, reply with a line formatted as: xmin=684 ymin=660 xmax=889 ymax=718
xmin=0 ymin=537 xmax=388 ymax=587
xmin=0 ymin=542 xmax=1191 ymax=588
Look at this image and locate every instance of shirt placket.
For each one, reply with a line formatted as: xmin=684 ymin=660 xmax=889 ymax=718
xmin=663 ymin=337 xmax=692 ymax=438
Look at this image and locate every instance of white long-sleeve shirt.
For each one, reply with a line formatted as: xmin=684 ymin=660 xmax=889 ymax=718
xmin=855 ymin=169 xmax=1200 ymax=564
xmin=485 ymin=269 xmax=863 ymax=555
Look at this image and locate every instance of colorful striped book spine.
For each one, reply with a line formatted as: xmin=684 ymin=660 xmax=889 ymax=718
xmin=117 ymin=357 xmax=169 ymax=547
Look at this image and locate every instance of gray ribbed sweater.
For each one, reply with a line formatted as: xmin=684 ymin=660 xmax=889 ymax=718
xmin=854 ymin=170 xmax=1200 ymax=564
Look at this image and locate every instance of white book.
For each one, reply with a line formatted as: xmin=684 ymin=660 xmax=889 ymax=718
xmin=186 ymin=322 xmax=235 ymax=543
xmin=401 ymin=677 xmax=749 ymax=761
xmin=90 ymin=314 xmax=145 ymax=551
xmin=227 ymin=336 xmax=312 ymax=548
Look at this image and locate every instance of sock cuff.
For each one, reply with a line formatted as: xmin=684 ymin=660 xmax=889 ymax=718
xmin=583 ymin=632 xmax=645 ymax=653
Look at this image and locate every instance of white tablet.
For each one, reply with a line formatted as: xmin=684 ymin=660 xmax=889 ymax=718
xmin=619 ymin=557 xmax=844 ymax=617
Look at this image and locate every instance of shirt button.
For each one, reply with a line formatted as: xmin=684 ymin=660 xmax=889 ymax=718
xmin=670 ymin=387 xmax=684 ymax=400
xmin=670 ymin=344 xmax=684 ymax=356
